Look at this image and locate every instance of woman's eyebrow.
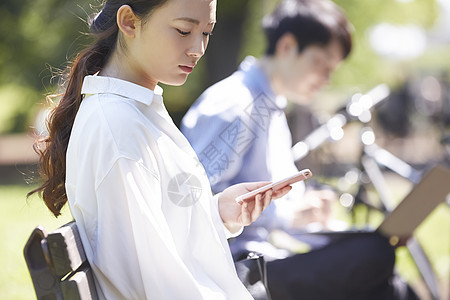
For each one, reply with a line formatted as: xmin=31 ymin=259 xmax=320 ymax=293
xmin=174 ymin=17 xmax=200 ymax=25
xmin=174 ymin=17 xmax=216 ymax=25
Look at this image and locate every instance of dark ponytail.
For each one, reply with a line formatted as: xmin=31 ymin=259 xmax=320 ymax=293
xmin=28 ymin=0 xmax=169 ymax=217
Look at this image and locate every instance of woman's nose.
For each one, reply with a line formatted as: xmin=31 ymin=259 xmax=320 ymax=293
xmin=187 ymin=36 xmax=206 ymax=58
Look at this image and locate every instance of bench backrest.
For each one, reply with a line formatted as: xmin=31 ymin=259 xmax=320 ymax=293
xmin=24 ymin=222 xmax=270 ymax=300
xmin=23 ymin=221 xmax=98 ymax=300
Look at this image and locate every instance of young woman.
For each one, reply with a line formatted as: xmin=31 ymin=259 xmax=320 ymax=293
xmin=28 ymin=0 xmax=291 ymax=298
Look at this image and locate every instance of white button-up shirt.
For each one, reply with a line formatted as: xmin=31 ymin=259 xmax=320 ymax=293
xmin=65 ymin=76 xmax=252 ymax=299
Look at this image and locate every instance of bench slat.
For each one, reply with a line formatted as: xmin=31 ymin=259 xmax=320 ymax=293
xmin=47 ymin=222 xmax=86 ymax=277
xmin=23 ymin=227 xmax=63 ymax=299
xmin=61 ymin=266 xmax=98 ymax=300
xmin=24 ymin=222 xmax=99 ymax=300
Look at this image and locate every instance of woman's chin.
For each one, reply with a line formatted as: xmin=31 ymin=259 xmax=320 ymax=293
xmin=161 ymin=75 xmax=189 ymax=87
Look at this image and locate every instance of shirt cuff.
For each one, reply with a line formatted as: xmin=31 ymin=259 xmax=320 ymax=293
xmin=212 ymin=193 xmax=244 ymax=239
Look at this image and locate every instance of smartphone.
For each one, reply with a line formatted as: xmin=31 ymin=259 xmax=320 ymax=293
xmin=235 ymin=169 xmax=313 ymax=204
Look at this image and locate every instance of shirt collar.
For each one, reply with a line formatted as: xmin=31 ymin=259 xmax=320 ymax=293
xmin=239 ymin=56 xmax=287 ymax=110
xmin=81 ymin=75 xmax=163 ymax=105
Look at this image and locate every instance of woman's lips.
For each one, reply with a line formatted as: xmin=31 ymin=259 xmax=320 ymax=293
xmin=179 ymin=65 xmax=194 ymax=73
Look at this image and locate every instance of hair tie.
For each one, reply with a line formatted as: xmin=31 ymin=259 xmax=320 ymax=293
xmin=90 ymin=1 xmax=117 ymax=33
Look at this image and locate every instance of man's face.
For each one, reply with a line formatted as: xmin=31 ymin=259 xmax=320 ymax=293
xmin=276 ymin=39 xmax=344 ymax=105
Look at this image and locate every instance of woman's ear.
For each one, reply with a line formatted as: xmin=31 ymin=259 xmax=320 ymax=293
xmin=274 ymin=33 xmax=299 ymax=58
xmin=116 ymin=5 xmax=139 ymax=38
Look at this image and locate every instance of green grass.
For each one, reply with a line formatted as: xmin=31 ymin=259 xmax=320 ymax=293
xmin=396 ymin=204 xmax=450 ymax=299
xmin=0 ymin=184 xmax=73 ymax=300
xmin=1 ymin=183 xmax=448 ymax=299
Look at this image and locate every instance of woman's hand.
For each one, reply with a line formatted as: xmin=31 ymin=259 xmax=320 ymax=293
xmin=218 ymin=182 xmax=292 ymax=234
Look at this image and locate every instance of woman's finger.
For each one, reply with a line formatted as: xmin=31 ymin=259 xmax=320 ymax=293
xmin=272 ymin=185 xmax=292 ymax=199
xmin=251 ymin=192 xmax=265 ymax=221
xmin=262 ymin=189 xmax=273 ymax=210
xmin=240 ymin=198 xmax=251 ymax=225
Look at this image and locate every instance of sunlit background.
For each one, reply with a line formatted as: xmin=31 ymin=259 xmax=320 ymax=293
xmin=0 ymin=0 xmax=449 ymax=299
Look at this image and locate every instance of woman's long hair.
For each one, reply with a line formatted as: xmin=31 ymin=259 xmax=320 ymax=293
xmin=28 ymin=0 xmax=168 ymax=216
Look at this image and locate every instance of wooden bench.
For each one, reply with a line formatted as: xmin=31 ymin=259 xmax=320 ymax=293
xmin=23 ymin=221 xmax=98 ymax=300
xmin=24 ymin=222 xmax=270 ymax=300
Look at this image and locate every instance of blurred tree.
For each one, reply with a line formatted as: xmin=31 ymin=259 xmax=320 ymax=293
xmin=203 ymin=0 xmax=251 ymax=85
xmin=0 ymin=0 xmax=91 ymax=133
xmin=332 ymin=0 xmax=440 ymax=90
xmin=0 ymin=0 xmax=91 ymax=87
xmin=0 ymin=0 xmax=444 ymax=133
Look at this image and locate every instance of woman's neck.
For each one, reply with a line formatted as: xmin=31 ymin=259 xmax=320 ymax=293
xmin=99 ymin=50 xmax=157 ymax=91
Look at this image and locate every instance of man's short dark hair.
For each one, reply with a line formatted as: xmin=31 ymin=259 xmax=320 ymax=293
xmin=262 ymin=0 xmax=352 ymax=58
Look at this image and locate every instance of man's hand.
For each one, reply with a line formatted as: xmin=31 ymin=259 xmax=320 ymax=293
xmin=218 ymin=182 xmax=292 ymax=233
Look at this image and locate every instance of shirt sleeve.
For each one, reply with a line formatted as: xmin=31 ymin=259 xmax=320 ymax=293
xmin=76 ymin=157 xmax=205 ymax=299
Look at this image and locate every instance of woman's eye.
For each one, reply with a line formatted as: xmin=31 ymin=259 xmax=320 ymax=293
xmin=176 ymin=29 xmax=190 ymax=36
xmin=203 ymin=32 xmax=213 ymax=37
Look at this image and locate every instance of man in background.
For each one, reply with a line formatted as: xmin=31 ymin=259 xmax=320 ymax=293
xmin=182 ymin=0 xmax=419 ymax=298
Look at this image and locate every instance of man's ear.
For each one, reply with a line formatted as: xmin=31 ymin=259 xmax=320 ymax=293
xmin=117 ymin=5 xmax=139 ymax=38
xmin=274 ymin=33 xmax=299 ymax=58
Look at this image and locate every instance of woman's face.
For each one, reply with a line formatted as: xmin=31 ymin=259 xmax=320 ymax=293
xmin=125 ymin=0 xmax=216 ymax=90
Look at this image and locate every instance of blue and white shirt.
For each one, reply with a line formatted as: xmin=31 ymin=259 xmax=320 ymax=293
xmin=182 ymin=56 xmax=305 ymax=234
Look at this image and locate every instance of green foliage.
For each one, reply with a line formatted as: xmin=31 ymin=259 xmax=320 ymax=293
xmin=0 ymin=84 xmax=41 ymax=133
xmin=330 ymin=0 xmax=440 ymax=89
xmin=0 ymin=0 xmax=92 ymax=134
xmin=0 ymin=0 xmax=445 ymax=133
xmin=0 ymin=0 xmax=91 ymax=87
xmin=238 ymin=0 xmax=271 ymax=60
